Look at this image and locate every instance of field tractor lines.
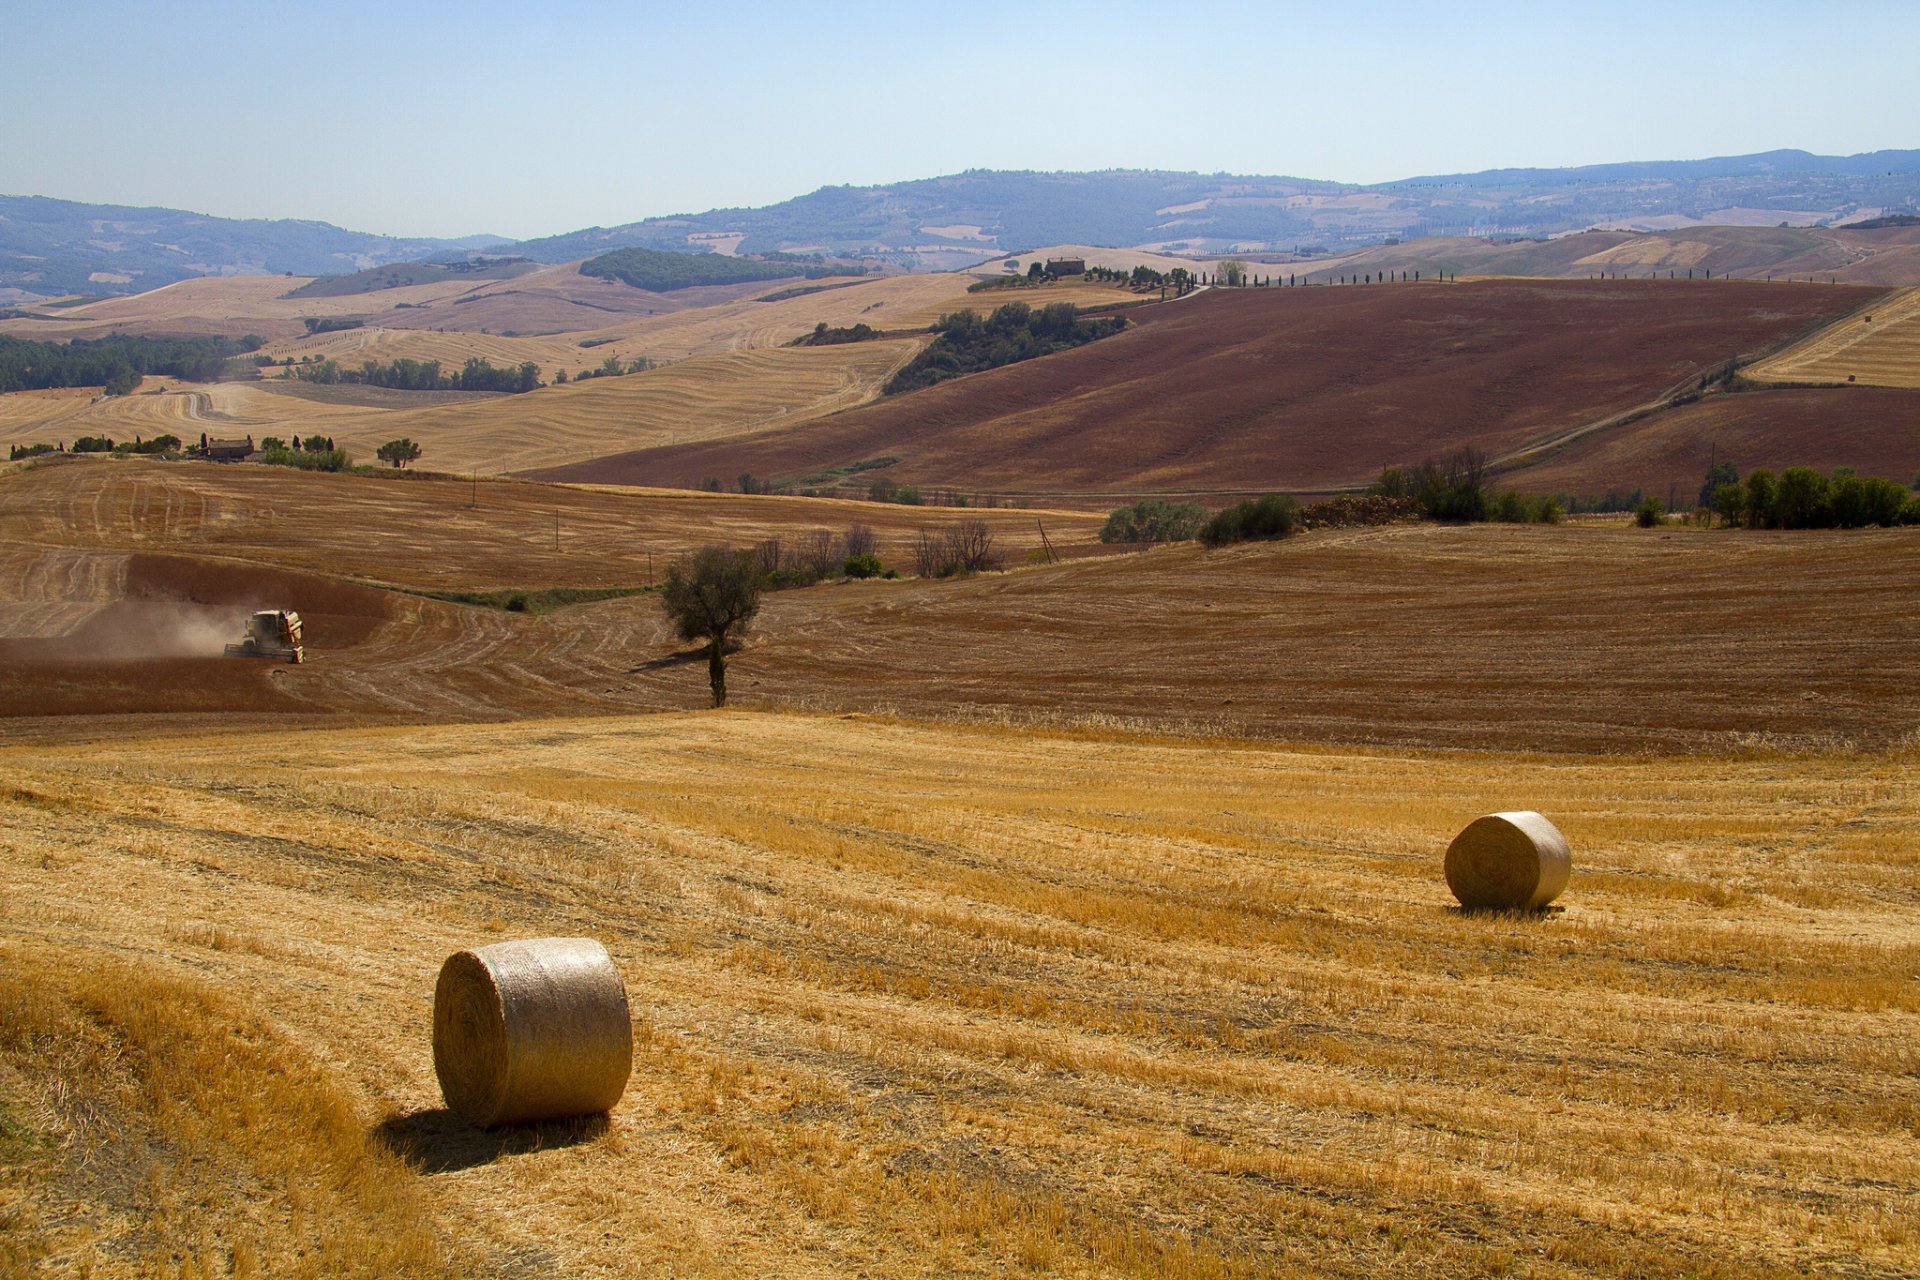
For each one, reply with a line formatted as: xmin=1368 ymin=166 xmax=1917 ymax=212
xmin=1 ymin=714 xmax=1915 ymax=1276
xmin=1749 ymin=285 xmax=1920 ymax=387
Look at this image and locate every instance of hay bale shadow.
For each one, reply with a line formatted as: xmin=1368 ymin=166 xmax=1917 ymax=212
xmin=1446 ymin=904 xmax=1568 ymax=920
xmin=373 ymin=1107 xmax=608 ymax=1174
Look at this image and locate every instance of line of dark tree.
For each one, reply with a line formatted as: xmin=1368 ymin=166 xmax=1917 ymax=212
xmin=301 ymin=317 xmax=365 ymax=334
xmin=255 ymin=435 xmax=353 ymax=472
xmin=788 ymin=321 xmax=882 ymax=346
xmin=559 ymin=353 xmax=654 ymax=383
xmin=883 ymin=302 xmax=1126 ymax=396
xmin=10 ymin=434 xmax=188 ymax=459
xmin=580 ymin=246 xmax=865 ymax=293
xmin=0 ymin=334 xmax=262 ymax=395
xmin=289 ymin=355 xmax=541 ymax=393
xmin=1699 ymin=462 xmax=1919 ymax=528
xmin=1370 ymin=450 xmax=1564 ymax=523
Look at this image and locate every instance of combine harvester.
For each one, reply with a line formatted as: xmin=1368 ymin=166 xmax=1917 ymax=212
xmin=225 ymin=610 xmax=305 ymax=664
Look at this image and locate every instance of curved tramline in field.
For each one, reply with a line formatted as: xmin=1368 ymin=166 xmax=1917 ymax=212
xmin=3 ymin=711 xmax=1917 ymax=1276
xmin=5 ymin=460 xmax=1917 ymax=755
xmin=535 ymin=279 xmax=1883 ymax=499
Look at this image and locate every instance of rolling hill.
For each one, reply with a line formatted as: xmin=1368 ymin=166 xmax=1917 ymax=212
xmin=12 ymin=151 xmax=1920 ymax=303
xmin=503 ymin=152 xmax=1920 ymax=266
xmin=530 ymin=279 xmax=1882 ymax=499
xmin=0 ymin=193 xmax=502 ymax=300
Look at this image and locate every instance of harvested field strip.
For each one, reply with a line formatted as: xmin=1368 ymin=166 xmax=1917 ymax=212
xmin=2 ymin=712 xmax=1915 ymax=1277
xmin=0 ymin=457 xmax=1104 ymax=589
xmin=0 ymin=341 xmax=929 ymax=477
xmin=0 ymin=948 xmax=456 ymax=1277
xmin=1748 ymin=285 xmax=1920 ymax=388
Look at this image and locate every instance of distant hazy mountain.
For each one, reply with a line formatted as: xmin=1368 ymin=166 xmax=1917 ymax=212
xmin=0 ymin=195 xmax=507 ymax=300
xmin=8 ymin=150 xmax=1919 ymax=300
xmin=506 ymin=150 xmax=1920 ymax=268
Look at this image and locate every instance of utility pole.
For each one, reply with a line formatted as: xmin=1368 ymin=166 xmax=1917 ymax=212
xmin=1036 ymin=519 xmax=1058 ymax=565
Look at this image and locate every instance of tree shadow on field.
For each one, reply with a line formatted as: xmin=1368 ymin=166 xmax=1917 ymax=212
xmin=629 ymin=648 xmax=705 ymax=673
xmin=373 ymin=1108 xmax=608 ymax=1174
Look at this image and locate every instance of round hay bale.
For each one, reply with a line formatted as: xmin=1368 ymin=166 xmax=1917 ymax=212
xmin=1443 ymin=811 xmax=1571 ymax=911
xmin=432 ymin=936 xmax=632 ymax=1127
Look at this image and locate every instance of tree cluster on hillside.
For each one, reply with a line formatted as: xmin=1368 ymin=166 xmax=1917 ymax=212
xmin=909 ymin=521 xmax=1001 ymax=577
xmin=883 ymin=302 xmax=1126 ymax=396
xmin=1370 ymin=450 xmax=1562 ymax=524
xmin=1100 ymin=500 xmax=1208 ymax=543
xmin=376 ymin=438 xmax=422 ymax=469
xmin=566 ymin=353 xmax=655 ymax=382
xmin=289 ymin=355 xmax=540 ymax=393
xmin=1200 ymin=495 xmax=1302 ymax=547
xmin=301 ymin=317 xmax=364 ymax=335
xmin=788 ymin=321 xmax=881 ymax=346
xmin=0 ymin=334 xmax=260 ymax=394
xmin=1706 ymin=464 xmax=1918 ymax=528
xmin=579 ymin=247 xmax=863 ymax=293
xmin=254 ymin=437 xmax=352 ymax=472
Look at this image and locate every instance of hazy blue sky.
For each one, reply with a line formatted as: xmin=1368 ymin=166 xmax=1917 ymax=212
xmin=7 ymin=0 xmax=1917 ymax=239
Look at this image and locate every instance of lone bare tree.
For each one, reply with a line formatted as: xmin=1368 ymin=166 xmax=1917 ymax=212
xmin=660 ymin=545 xmax=762 ymax=707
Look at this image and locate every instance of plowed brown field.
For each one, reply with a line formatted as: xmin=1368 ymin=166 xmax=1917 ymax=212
xmin=535 ymin=279 xmax=1881 ymax=499
xmin=6 ymin=460 xmax=1916 ymax=754
xmin=1502 ymin=385 xmax=1920 ymax=497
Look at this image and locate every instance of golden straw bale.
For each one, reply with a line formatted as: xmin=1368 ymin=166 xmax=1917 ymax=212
xmin=1443 ymin=811 xmax=1572 ymax=911
xmin=432 ymin=936 xmax=632 ymax=1127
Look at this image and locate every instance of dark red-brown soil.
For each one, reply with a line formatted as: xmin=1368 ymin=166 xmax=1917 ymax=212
xmin=529 ymin=280 xmax=1882 ymax=500
xmin=7 ymin=525 xmax=1919 ymax=757
xmin=1504 ymin=385 xmax=1920 ymax=498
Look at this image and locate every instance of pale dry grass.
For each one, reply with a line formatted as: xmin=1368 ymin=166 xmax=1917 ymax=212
xmin=1749 ymin=285 xmax=1920 ymax=387
xmin=0 ymin=341 xmax=926 ymax=477
xmin=0 ymin=268 xmax=1150 ymax=476
xmin=0 ymin=944 xmax=454 ymax=1278
xmin=2 ymin=713 xmax=1915 ymax=1277
xmin=0 ymin=456 xmax=1103 ymax=591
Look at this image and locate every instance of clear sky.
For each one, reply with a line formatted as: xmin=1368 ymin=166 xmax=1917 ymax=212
xmin=7 ymin=0 xmax=1917 ymax=240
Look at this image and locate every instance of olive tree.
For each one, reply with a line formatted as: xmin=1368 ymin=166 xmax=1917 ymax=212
xmin=660 ymin=545 xmax=762 ymax=707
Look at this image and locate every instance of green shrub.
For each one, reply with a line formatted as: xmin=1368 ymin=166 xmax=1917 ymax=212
xmin=843 ymin=553 xmax=884 ymax=579
xmin=1772 ymin=467 xmax=1831 ymax=529
xmin=256 ymin=445 xmax=352 ymax=473
xmin=1635 ymin=496 xmax=1665 ymax=527
xmin=1100 ymin=499 xmax=1208 ymax=543
xmin=1201 ymin=494 xmax=1299 ymax=547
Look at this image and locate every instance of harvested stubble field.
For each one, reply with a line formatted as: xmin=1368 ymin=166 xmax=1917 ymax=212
xmin=4 ymin=459 xmax=1917 ymax=758
xmin=0 ymin=269 xmax=1143 ymax=477
xmin=1748 ymin=284 xmax=1920 ymax=388
xmin=0 ymin=339 xmax=929 ymax=478
xmin=2 ymin=712 xmax=1916 ymax=1278
xmin=0 ymin=457 xmax=1101 ymax=591
xmin=540 ymin=279 xmax=1882 ymax=498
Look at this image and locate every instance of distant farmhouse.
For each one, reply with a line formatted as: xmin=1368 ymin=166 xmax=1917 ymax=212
xmin=198 ymin=434 xmax=255 ymax=462
xmin=1045 ymin=257 xmax=1087 ymax=277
